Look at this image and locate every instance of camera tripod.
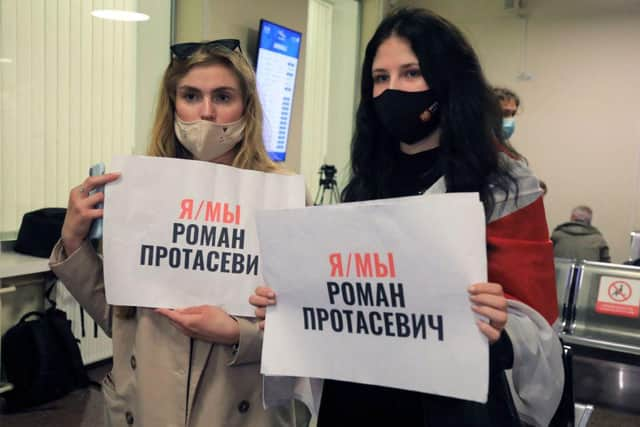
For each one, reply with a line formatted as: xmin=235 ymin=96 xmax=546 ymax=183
xmin=313 ymin=164 xmax=340 ymax=205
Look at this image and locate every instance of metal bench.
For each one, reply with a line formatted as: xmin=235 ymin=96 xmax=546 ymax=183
xmin=562 ymin=261 xmax=640 ymax=355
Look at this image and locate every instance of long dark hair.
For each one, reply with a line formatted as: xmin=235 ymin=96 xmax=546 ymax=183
xmin=342 ymin=8 xmax=516 ymax=216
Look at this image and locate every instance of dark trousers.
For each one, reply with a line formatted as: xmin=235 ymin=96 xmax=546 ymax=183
xmin=317 ymin=373 xmax=521 ymax=427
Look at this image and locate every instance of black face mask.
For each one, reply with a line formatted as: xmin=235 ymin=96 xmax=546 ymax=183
xmin=373 ymin=89 xmax=440 ymax=144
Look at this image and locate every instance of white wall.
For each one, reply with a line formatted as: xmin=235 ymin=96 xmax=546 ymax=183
xmin=0 ymin=0 xmax=171 ymax=234
xmin=135 ymin=0 xmax=173 ymax=155
xmin=399 ymin=0 xmax=640 ymax=262
xmin=322 ymin=0 xmax=360 ymax=193
xmin=300 ymin=0 xmax=334 ymax=201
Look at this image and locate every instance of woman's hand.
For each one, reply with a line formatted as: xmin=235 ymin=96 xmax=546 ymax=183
xmin=468 ymin=282 xmax=508 ymax=344
xmin=248 ymin=286 xmax=276 ymax=330
xmin=155 ymin=305 xmax=240 ymax=345
xmin=61 ymin=172 xmax=120 ymax=254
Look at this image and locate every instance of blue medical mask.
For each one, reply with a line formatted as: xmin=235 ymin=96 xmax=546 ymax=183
xmin=502 ymin=118 xmax=515 ymax=139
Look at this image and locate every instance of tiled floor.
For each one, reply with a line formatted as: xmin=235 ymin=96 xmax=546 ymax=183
xmin=0 ymin=361 xmax=109 ymax=427
xmin=1 ymin=359 xmax=640 ymax=426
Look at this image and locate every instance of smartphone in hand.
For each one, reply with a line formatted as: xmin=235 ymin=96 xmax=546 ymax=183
xmin=87 ymin=163 xmax=106 ymax=240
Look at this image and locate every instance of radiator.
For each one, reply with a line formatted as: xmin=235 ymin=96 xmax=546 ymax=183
xmin=53 ymin=282 xmax=113 ymax=365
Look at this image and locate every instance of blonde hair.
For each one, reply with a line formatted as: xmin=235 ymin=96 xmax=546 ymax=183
xmin=148 ymin=44 xmax=280 ymax=174
xmin=118 ymin=45 xmax=281 ymax=318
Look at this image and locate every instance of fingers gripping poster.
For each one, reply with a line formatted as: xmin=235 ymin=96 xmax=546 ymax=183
xmin=103 ymin=155 xmax=305 ymax=316
xmin=256 ymin=194 xmax=490 ymax=403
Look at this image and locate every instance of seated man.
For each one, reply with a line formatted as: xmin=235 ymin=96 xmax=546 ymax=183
xmin=551 ymin=205 xmax=610 ymax=262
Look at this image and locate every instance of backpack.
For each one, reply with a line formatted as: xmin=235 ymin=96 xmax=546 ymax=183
xmin=1 ymin=282 xmax=89 ymax=411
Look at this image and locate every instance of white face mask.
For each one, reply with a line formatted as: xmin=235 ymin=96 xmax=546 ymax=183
xmin=174 ymin=114 xmax=246 ymax=161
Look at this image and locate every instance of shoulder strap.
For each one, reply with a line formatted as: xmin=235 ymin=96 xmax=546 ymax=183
xmin=17 ymin=311 xmax=43 ymax=324
xmin=44 ymin=274 xmax=57 ymax=309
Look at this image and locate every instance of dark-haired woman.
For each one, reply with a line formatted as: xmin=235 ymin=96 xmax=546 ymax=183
xmin=252 ymin=8 xmax=563 ymax=427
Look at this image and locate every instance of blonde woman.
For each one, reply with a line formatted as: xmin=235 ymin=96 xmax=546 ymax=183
xmin=50 ymin=40 xmax=306 ymax=427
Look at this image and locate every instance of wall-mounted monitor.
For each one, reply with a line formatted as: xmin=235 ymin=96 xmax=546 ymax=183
xmin=255 ymin=19 xmax=302 ymax=162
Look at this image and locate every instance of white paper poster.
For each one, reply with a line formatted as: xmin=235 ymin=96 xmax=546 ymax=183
xmin=103 ymin=155 xmax=305 ymax=316
xmin=256 ymin=194 xmax=490 ymax=403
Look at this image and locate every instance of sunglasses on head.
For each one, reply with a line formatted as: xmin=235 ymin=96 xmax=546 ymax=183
xmin=170 ymin=39 xmax=242 ymax=59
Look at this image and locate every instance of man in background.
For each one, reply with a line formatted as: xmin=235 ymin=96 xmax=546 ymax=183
xmin=494 ymin=87 xmax=525 ymax=161
xmin=495 ymin=87 xmax=519 ymax=136
xmin=539 ymin=180 xmax=548 ymax=196
xmin=551 ymin=206 xmax=611 ymax=262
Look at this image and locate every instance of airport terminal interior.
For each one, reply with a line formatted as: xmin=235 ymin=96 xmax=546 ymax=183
xmin=1 ymin=0 xmax=640 ymax=426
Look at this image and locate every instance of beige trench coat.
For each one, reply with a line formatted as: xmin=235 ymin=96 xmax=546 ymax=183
xmin=50 ymin=240 xmax=306 ymax=427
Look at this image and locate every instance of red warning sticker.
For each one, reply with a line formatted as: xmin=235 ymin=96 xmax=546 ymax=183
xmin=595 ymin=276 xmax=640 ymax=318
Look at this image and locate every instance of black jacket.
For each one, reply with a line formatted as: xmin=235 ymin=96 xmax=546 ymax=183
xmin=317 ymin=332 xmax=519 ymax=427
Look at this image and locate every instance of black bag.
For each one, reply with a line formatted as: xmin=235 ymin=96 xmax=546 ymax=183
xmin=14 ymin=208 xmax=67 ymax=258
xmin=1 ymin=284 xmax=89 ymax=411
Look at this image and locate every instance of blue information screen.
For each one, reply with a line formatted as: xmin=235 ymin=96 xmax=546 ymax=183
xmin=255 ymin=20 xmax=302 ymax=162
